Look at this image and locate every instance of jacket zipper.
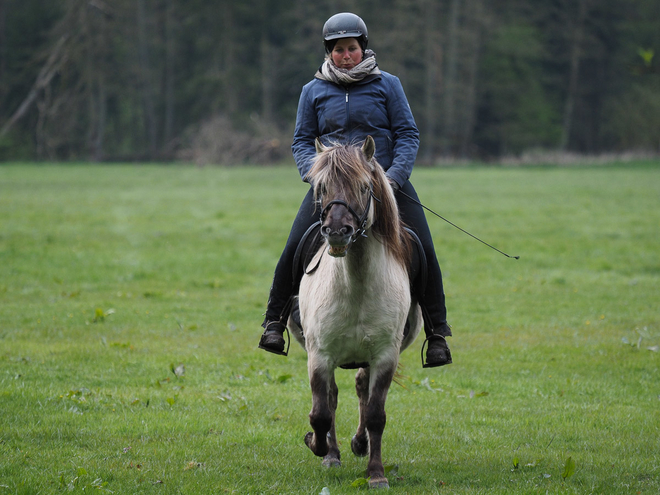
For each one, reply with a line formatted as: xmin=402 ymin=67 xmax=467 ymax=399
xmin=345 ymin=90 xmax=350 ymax=131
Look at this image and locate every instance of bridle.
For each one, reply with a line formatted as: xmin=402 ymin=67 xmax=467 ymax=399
xmin=319 ymin=184 xmax=379 ymax=242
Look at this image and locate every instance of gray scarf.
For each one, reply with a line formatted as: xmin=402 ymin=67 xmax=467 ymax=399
xmin=315 ymin=50 xmax=381 ymax=85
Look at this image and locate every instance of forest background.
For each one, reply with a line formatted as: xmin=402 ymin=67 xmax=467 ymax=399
xmin=0 ymin=0 xmax=659 ymax=164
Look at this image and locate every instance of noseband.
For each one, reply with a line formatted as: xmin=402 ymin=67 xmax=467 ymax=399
xmin=320 ymin=185 xmax=379 ymax=242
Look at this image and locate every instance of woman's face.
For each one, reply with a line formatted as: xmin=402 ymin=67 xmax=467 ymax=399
xmin=331 ymin=38 xmax=363 ymax=70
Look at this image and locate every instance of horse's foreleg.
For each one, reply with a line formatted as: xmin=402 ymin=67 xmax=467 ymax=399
xmin=321 ymin=375 xmax=341 ymax=467
xmin=365 ymin=364 xmax=396 ymax=489
xmin=351 ymin=367 xmax=370 ymax=457
xmin=305 ymin=364 xmax=332 ymax=458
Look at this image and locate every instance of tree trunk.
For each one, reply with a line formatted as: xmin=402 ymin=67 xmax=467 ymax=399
xmin=137 ymin=0 xmax=157 ymax=156
xmin=561 ymin=0 xmax=587 ymax=151
xmin=442 ymin=0 xmax=461 ymax=156
xmin=93 ymin=76 xmax=107 ymax=161
xmin=0 ymin=0 xmax=6 ymax=85
xmin=261 ymin=30 xmax=274 ymax=123
xmin=222 ymin=3 xmax=237 ymax=116
xmin=163 ymin=0 xmax=175 ymax=151
xmin=460 ymin=0 xmax=483 ymax=158
xmin=422 ymin=0 xmax=441 ymax=163
xmin=83 ymin=2 xmax=96 ymax=160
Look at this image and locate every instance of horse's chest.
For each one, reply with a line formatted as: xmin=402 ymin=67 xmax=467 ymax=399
xmin=299 ymin=256 xmax=410 ymax=362
xmin=317 ymin=267 xmax=401 ymax=314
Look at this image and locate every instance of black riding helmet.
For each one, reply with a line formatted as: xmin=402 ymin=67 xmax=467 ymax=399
xmin=323 ymin=12 xmax=369 ymax=53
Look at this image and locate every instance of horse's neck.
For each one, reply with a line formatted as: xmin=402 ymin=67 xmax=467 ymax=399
xmin=342 ymin=234 xmax=387 ymax=280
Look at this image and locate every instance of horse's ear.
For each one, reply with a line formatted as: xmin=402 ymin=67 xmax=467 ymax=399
xmin=315 ymin=138 xmax=326 ymax=154
xmin=362 ymin=135 xmax=375 ymax=161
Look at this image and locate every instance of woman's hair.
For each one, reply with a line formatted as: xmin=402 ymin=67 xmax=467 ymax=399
xmin=324 ymin=36 xmax=368 ymax=55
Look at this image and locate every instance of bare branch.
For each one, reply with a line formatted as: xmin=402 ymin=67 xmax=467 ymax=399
xmin=0 ymin=35 xmax=68 ymax=137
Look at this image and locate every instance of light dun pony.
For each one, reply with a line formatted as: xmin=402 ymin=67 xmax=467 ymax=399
xmin=288 ymin=136 xmax=423 ymax=489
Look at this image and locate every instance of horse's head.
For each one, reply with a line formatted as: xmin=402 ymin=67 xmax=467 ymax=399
xmin=308 ymin=137 xmax=378 ymax=257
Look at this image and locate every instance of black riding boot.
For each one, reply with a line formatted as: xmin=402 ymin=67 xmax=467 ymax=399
xmin=395 ymin=181 xmax=453 ymax=368
xmin=422 ymin=322 xmax=453 ymax=368
xmin=418 ymin=267 xmax=453 ymax=368
xmin=258 ymin=319 xmax=287 ymax=355
xmin=418 ymin=266 xmax=452 ymax=368
xmin=259 ymin=189 xmax=317 ymax=356
xmin=258 ymin=272 xmax=293 ymax=356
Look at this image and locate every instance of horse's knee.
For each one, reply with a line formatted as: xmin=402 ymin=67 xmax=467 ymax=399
xmin=329 ymin=380 xmax=338 ymax=410
xmin=364 ymin=370 xmax=392 ymax=434
xmin=309 ymin=369 xmax=333 ymax=434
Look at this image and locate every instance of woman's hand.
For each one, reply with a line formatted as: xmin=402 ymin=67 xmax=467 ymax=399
xmin=387 ymin=178 xmax=400 ymax=192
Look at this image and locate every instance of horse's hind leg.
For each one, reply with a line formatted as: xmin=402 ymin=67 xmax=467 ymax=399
xmin=351 ymin=367 xmax=370 ymax=457
xmin=321 ymin=375 xmax=341 ymax=468
xmin=305 ymin=364 xmax=332 ymax=458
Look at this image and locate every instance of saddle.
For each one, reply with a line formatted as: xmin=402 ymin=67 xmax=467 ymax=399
xmin=292 ymin=221 xmax=325 ymax=288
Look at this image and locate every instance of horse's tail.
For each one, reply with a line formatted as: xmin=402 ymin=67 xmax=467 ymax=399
xmin=392 ymin=361 xmax=409 ymax=389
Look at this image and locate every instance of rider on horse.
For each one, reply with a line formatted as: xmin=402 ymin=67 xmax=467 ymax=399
xmin=259 ymin=12 xmax=452 ymax=368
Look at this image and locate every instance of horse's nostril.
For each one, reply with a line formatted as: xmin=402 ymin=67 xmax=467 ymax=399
xmin=340 ymin=226 xmax=354 ymax=236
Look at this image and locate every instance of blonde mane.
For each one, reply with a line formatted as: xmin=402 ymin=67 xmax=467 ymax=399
xmin=307 ymin=142 xmax=411 ymax=269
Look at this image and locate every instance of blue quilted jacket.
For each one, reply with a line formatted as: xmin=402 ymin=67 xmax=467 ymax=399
xmin=292 ymin=71 xmax=420 ymax=188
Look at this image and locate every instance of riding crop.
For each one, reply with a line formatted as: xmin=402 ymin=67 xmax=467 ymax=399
xmin=399 ymin=190 xmax=520 ymax=260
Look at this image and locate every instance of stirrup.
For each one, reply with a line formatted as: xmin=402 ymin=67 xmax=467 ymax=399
xmin=258 ymin=321 xmax=291 ymax=357
xmin=421 ymin=334 xmax=452 ymax=368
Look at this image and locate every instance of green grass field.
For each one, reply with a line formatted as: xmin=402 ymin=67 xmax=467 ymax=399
xmin=1 ymin=162 xmax=659 ymax=494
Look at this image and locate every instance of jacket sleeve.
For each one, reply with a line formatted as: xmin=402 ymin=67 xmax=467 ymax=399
xmin=384 ymin=75 xmax=420 ymax=188
xmin=292 ymin=84 xmax=319 ymax=183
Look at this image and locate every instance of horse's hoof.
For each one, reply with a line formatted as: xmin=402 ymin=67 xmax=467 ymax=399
xmin=368 ymin=477 xmax=389 ymax=489
xmin=304 ymin=431 xmax=329 ymax=457
xmin=351 ymin=434 xmax=369 ymax=457
xmin=321 ymin=456 xmax=341 ymax=468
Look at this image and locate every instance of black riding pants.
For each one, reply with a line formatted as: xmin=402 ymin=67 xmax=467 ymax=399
xmin=263 ymin=180 xmax=450 ymax=336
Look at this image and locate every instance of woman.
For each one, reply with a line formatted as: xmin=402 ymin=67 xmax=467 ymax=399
xmin=258 ymin=12 xmax=452 ymax=367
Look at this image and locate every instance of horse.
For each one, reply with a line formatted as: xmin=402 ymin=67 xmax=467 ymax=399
xmin=287 ymin=136 xmax=423 ymax=489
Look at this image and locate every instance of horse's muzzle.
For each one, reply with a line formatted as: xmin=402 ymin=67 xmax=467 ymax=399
xmin=327 ymin=243 xmax=349 ymax=257
xmin=321 ymin=201 xmax=359 ymax=257
xmin=324 ymin=228 xmax=354 ymax=258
